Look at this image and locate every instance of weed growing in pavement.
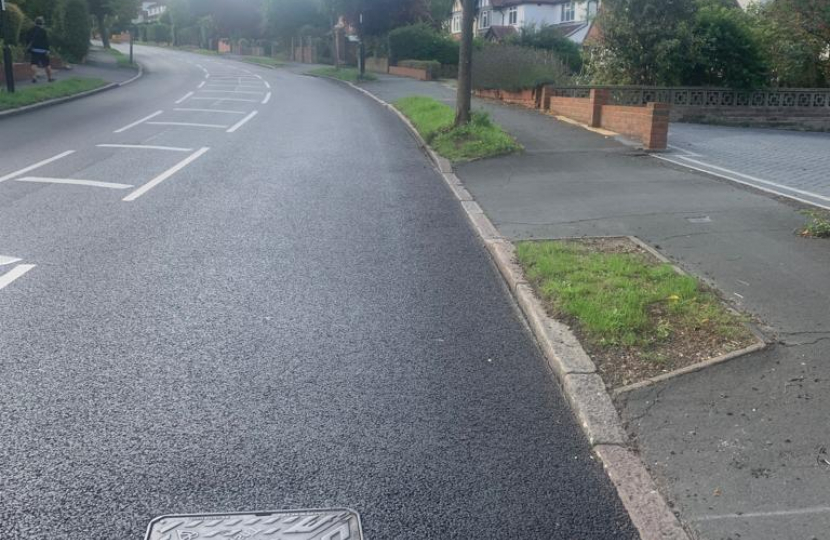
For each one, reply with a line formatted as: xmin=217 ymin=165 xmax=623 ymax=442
xmin=800 ymin=210 xmax=830 ymax=238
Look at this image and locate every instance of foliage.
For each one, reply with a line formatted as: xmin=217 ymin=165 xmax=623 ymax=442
xmin=507 ymin=25 xmax=583 ymax=73
xmin=146 ymin=23 xmax=172 ymax=43
xmin=0 ymin=77 xmax=106 ymax=110
xmin=427 ymin=0 xmax=454 ymax=26
xmin=308 ymin=66 xmax=376 ymax=82
xmin=800 ymin=210 xmax=830 ymax=238
xmin=328 ymin=0 xmax=430 ymax=36
xmin=54 ymin=0 xmax=91 ymax=62
xmin=472 ymin=43 xmax=570 ymax=92
xmin=1 ymin=3 xmax=25 ymax=45
xmin=394 ymin=96 xmax=521 ymax=162
xmin=684 ymin=1 xmax=767 ymax=89
xmin=264 ymin=0 xmax=326 ymax=49
xmin=388 ymin=23 xmax=458 ymax=65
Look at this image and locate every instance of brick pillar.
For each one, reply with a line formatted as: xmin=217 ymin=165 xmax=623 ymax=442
xmin=589 ymin=89 xmax=609 ymax=127
xmin=644 ymin=102 xmax=670 ymax=150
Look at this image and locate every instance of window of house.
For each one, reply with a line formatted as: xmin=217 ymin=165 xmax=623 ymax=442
xmin=452 ymin=14 xmax=461 ymax=33
xmin=479 ymin=9 xmax=490 ymax=28
xmin=561 ymin=1 xmax=575 ymax=22
xmin=508 ymin=6 xmax=518 ymax=25
xmin=587 ymin=0 xmax=598 ymax=17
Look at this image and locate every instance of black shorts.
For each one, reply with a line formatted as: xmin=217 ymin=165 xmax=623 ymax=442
xmin=31 ymin=52 xmax=50 ymax=68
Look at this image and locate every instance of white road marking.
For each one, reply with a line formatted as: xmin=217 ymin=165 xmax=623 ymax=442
xmin=0 ymin=264 xmax=36 ymax=291
xmin=262 ymin=92 xmax=272 ymax=104
xmin=0 ymin=255 xmax=22 ymax=266
xmin=175 ymin=91 xmax=194 ymax=104
xmin=695 ymin=506 xmax=830 ymax=522
xmin=114 ymin=110 xmax=163 ymax=133
xmin=16 ymin=176 xmax=134 ymax=189
xmin=264 ymin=81 xmax=271 ymax=89
xmin=667 ymin=144 xmax=702 ymax=157
xmin=123 ymin=147 xmax=210 ymax=202
xmin=190 ymin=97 xmax=259 ymax=103
xmin=226 ymin=111 xmax=258 ymax=133
xmin=0 ymin=150 xmax=75 ymax=183
xmin=253 ymin=74 xmax=263 ymax=80
xmin=97 ymin=144 xmax=194 ymax=152
xmin=173 ymin=108 xmax=246 ymax=115
xmin=197 ymin=81 xmax=205 ymax=88
xmin=198 ymin=89 xmax=264 ymax=95
xmin=147 ymin=121 xmax=229 ymax=129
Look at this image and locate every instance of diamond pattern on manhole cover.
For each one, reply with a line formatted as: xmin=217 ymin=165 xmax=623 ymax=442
xmin=144 ymin=508 xmax=363 ymax=540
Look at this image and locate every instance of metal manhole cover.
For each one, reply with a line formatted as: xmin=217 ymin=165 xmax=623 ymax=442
xmin=145 ymin=508 xmax=363 ymax=540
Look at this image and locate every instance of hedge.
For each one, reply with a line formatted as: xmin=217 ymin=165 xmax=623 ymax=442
xmin=388 ymin=23 xmax=458 ymax=65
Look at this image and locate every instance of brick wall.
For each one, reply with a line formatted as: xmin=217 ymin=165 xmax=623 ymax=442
xmin=499 ymin=88 xmax=536 ymax=108
xmin=548 ymin=96 xmax=594 ymax=126
xmin=601 ymin=103 xmax=669 ymax=150
xmin=365 ymin=57 xmax=389 ymax=74
xmin=389 ymin=65 xmax=431 ymax=81
xmin=0 ymin=63 xmax=35 ymax=84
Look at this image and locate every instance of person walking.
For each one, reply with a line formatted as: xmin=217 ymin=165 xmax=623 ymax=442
xmin=26 ymin=17 xmax=54 ymax=83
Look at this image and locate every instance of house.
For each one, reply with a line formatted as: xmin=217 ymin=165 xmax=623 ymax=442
xmin=132 ymin=2 xmax=167 ymax=24
xmin=450 ymin=0 xmax=600 ymax=45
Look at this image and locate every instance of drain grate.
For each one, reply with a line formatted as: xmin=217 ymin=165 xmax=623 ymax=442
xmin=145 ymin=508 xmax=363 ymax=540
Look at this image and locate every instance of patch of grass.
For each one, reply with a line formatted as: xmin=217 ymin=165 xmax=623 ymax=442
xmin=308 ymin=67 xmax=376 ymax=83
xmin=0 ymin=78 xmax=108 ymax=111
xmin=394 ymin=95 xmax=521 ymax=162
xmin=800 ymin=210 xmax=830 ymax=238
xmin=241 ymin=56 xmax=284 ymax=68
xmin=516 ymin=240 xmax=747 ymax=349
xmin=103 ymin=47 xmax=135 ymax=68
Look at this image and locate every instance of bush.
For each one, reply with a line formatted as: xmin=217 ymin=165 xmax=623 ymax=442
xmin=508 ymin=25 xmax=583 ymax=73
xmin=146 ymin=23 xmax=171 ymax=43
xmin=398 ymin=59 xmax=440 ymax=77
xmin=176 ymin=25 xmax=200 ymax=47
xmin=388 ymin=23 xmax=458 ymax=65
xmin=54 ymin=0 xmax=90 ymax=62
xmin=472 ymin=43 xmax=571 ymax=92
xmin=1 ymin=3 xmax=25 ymax=45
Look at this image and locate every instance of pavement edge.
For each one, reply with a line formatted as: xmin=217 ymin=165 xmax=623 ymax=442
xmin=328 ymin=76 xmax=691 ymax=540
xmin=0 ymin=62 xmax=143 ymax=120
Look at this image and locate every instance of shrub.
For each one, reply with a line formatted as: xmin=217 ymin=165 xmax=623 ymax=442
xmin=388 ymin=23 xmax=458 ymax=65
xmin=508 ymin=25 xmax=583 ymax=73
xmin=397 ymin=59 xmax=440 ymax=77
xmin=472 ymin=43 xmax=571 ymax=92
xmin=146 ymin=23 xmax=171 ymax=43
xmin=54 ymin=0 xmax=90 ymax=62
xmin=1 ymin=3 xmax=25 ymax=45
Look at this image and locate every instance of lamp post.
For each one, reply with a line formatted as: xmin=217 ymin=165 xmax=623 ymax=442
xmin=1 ymin=0 xmax=16 ymax=93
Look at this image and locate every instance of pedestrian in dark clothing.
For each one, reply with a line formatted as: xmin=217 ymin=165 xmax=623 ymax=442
xmin=26 ymin=17 xmax=54 ymax=83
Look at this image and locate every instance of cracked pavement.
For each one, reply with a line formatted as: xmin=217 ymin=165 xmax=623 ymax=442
xmin=361 ymin=75 xmax=830 ymax=540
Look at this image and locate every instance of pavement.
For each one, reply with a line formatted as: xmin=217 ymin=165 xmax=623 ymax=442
xmin=359 ymin=74 xmax=830 ymax=540
xmin=0 ymin=46 xmax=638 ymax=539
xmin=11 ymin=47 xmax=137 ymax=91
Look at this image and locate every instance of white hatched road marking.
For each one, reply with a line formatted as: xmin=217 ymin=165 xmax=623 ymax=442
xmin=262 ymin=92 xmax=272 ymax=104
xmin=264 ymin=81 xmax=271 ymax=89
xmin=16 ymin=177 xmax=134 ymax=189
xmin=198 ymin=89 xmax=264 ymax=95
xmin=174 ymin=108 xmax=246 ymax=115
xmin=0 ymin=264 xmax=36 ymax=291
xmin=147 ymin=122 xmax=229 ymax=129
xmin=97 ymin=144 xmax=194 ymax=152
xmin=0 ymin=255 xmax=22 ymax=266
xmin=190 ymin=97 xmax=259 ymax=103
xmin=0 ymin=150 xmax=75 ymax=183
xmin=226 ymin=111 xmax=258 ymax=133
xmin=114 ymin=110 xmax=163 ymax=133
xmin=175 ymin=91 xmax=194 ymax=104
xmin=123 ymin=147 xmax=210 ymax=202
xmin=197 ymin=81 xmax=205 ymax=88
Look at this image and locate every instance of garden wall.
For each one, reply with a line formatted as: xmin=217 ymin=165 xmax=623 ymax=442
xmin=389 ymin=65 xmax=431 ymax=81
xmin=0 ymin=63 xmax=34 ymax=84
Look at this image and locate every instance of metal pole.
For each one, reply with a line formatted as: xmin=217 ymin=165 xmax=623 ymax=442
xmin=358 ymin=13 xmax=365 ymax=79
xmin=1 ymin=0 xmax=16 ymax=93
xmin=129 ymin=26 xmax=134 ymax=64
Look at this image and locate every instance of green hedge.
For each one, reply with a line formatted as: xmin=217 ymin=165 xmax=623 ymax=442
xmin=55 ymin=0 xmax=91 ymax=63
xmin=146 ymin=23 xmax=171 ymax=43
xmin=1 ymin=3 xmax=25 ymax=45
xmin=388 ymin=23 xmax=458 ymax=65
xmin=473 ymin=43 xmax=570 ymax=92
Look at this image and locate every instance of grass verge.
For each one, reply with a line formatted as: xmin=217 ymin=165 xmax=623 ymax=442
xmin=240 ymin=56 xmax=284 ymax=68
xmin=394 ymin=96 xmax=520 ymax=162
xmin=0 ymin=78 xmax=108 ymax=111
xmin=103 ymin=47 xmax=135 ymax=68
xmin=516 ymin=238 xmax=754 ymax=388
xmin=308 ymin=67 xmax=376 ymax=83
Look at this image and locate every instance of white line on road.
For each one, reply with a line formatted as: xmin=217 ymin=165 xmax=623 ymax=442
xmin=123 ymin=147 xmax=210 ymax=202
xmin=0 ymin=255 xmax=22 ymax=266
xmin=190 ymin=97 xmax=259 ymax=103
xmin=694 ymin=505 xmax=830 ymax=522
xmin=16 ymin=176 xmax=134 ymax=189
xmin=264 ymin=81 xmax=271 ymax=89
xmin=147 ymin=121 xmax=229 ymax=129
xmin=226 ymin=111 xmax=258 ymax=133
xmin=262 ymin=92 xmax=272 ymax=104
xmin=114 ymin=110 xmax=163 ymax=133
xmin=198 ymin=89 xmax=264 ymax=95
xmin=175 ymin=91 xmax=195 ymax=104
xmin=97 ymin=144 xmax=194 ymax=152
xmin=173 ymin=108 xmax=246 ymax=115
xmin=0 ymin=150 xmax=75 ymax=183
xmin=253 ymin=74 xmax=263 ymax=80
xmin=198 ymin=81 xmax=205 ymax=88
xmin=0 ymin=264 xmax=36 ymax=291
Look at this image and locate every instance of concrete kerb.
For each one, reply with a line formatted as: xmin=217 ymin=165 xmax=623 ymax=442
xmin=327 ymin=75 xmax=691 ymax=540
xmin=0 ymin=62 xmax=144 ymax=120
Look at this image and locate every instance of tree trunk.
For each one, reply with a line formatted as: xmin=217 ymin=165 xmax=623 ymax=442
xmin=454 ymin=0 xmax=475 ymax=127
xmin=97 ymin=13 xmax=110 ymax=49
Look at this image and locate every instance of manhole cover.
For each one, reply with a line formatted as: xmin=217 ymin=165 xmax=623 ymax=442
xmin=145 ymin=508 xmax=363 ymax=540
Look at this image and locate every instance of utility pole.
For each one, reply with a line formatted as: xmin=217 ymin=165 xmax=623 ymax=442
xmin=358 ymin=13 xmax=365 ymax=79
xmin=454 ymin=0 xmax=475 ymax=126
xmin=1 ymin=0 xmax=16 ymax=93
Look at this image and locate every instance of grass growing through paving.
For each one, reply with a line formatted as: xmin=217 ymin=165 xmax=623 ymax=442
xmin=517 ymin=239 xmax=753 ymax=386
xmin=799 ymin=210 xmax=830 ymax=238
xmin=0 ymin=78 xmax=107 ymax=111
xmin=308 ymin=67 xmax=376 ymax=82
xmin=394 ymin=96 xmax=520 ymax=162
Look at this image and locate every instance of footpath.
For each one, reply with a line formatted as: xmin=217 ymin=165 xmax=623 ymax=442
xmin=357 ymin=73 xmax=830 ymax=540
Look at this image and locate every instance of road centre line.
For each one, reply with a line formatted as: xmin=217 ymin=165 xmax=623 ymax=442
xmin=0 ymin=150 xmax=75 ymax=183
xmin=15 ymin=176 xmax=134 ymax=189
xmin=123 ymin=147 xmax=210 ymax=202
xmin=226 ymin=111 xmax=258 ymax=133
xmin=173 ymin=108 xmax=246 ymax=115
xmin=198 ymin=89 xmax=264 ymax=95
xmin=147 ymin=121 xmax=229 ymax=129
xmin=190 ymin=97 xmax=259 ymax=103
xmin=262 ymin=92 xmax=271 ymax=104
xmin=97 ymin=144 xmax=194 ymax=152
xmin=175 ymin=91 xmax=195 ymax=104
xmin=114 ymin=110 xmax=163 ymax=133
xmin=0 ymin=264 xmax=36 ymax=291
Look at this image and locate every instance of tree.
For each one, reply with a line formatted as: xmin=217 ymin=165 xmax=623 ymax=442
xmin=507 ymin=25 xmax=583 ymax=73
xmin=264 ymin=0 xmax=325 ymax=48
xmin=455 ymin=0 xmax=474 ymax=126
xmin=87 ymin=0 xmax=139 ymax=48
xmin=332 ymin=0 xmax=429 ymax=36
xmin=57 ymin=0 xmax=91 ymax=61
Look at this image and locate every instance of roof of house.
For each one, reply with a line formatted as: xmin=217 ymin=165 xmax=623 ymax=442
xmin=484 ymin=25 xmax=519 ymax=41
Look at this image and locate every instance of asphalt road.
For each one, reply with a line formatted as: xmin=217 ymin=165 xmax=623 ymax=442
xmin=0 ymin=46 xmax=637 ymax=539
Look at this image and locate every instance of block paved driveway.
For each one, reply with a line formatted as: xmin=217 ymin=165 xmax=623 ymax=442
xmin=664 ymin=123 xmax=830 ymax=209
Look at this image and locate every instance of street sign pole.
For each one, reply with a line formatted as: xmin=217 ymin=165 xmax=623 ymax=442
xmin=129 ymin=26 xmax=134 ymax=65
xmin=1 ymin=0 xmax=16 ymax=93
